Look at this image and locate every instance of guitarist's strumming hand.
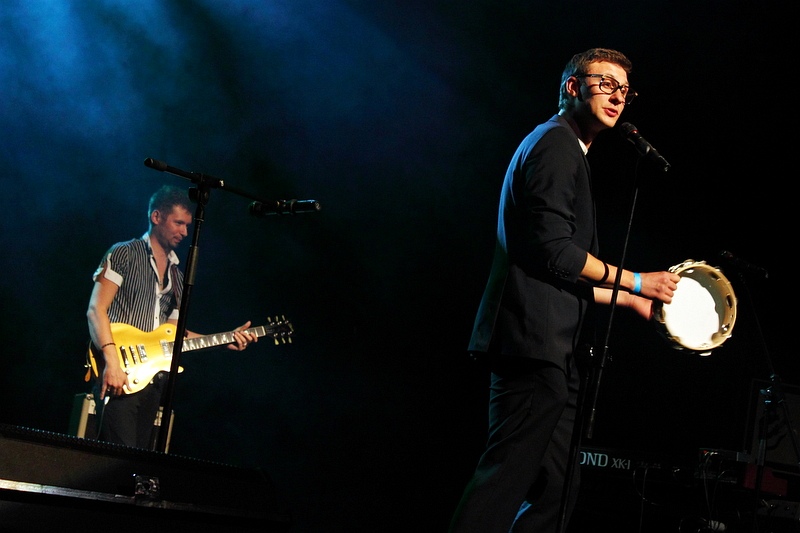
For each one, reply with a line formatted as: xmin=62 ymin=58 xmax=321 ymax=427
xmin=101 ymin=358 xmax=129 ymax=401
xmin=227 ymin=320 xmax=259 ymax=351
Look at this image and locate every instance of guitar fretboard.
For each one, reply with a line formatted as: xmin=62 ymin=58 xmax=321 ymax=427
xmin=180 ymin=326 xmax=267 ymax=352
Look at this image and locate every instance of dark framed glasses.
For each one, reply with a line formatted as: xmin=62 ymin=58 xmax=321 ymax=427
xmin=574 ymin=73 xmax=637 ymax=105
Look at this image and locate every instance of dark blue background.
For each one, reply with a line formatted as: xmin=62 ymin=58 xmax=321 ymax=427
xmin=0 ymin=1 xmax=788 ymax=530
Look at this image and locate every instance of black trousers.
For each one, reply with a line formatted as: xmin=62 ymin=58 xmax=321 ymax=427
xmin=93 ymin=371 xmax=168 ymax=449
xmin=449 ymin=356 xmax=581 ymax=533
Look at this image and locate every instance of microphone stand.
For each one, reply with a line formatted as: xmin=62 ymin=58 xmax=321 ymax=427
xmin=142 ymin=158 xmax=289 ymax=453
xmin=557 ymin=157 xmax=644 ymax=533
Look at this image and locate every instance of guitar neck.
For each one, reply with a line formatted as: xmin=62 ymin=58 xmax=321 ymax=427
xmin=180 ymin=325 xmax=269 ymax=352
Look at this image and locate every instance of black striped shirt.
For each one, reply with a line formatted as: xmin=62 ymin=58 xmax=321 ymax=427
xmin=92 ymin=234 xmax=184 ymax=332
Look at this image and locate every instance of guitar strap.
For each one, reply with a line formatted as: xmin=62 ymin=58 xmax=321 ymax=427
xmin=84 ymin=342 xmax=97 ymax=382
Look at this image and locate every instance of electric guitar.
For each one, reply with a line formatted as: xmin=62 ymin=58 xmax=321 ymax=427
xmin=86 ymin=317 xmax=293 ymax=394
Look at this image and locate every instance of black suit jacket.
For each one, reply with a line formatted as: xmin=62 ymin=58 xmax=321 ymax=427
xmin=469 ymin=114 xmax=598 ymax=369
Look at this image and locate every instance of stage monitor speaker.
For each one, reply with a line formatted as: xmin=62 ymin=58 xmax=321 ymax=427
xmin=746 ymin=379 xmax=800 ymax=476
xmin=0 ymin=423 xmax=291 ymax=532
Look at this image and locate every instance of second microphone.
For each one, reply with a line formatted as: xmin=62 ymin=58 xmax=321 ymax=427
xmin=249 ymin=199 xmax=322 ymax=216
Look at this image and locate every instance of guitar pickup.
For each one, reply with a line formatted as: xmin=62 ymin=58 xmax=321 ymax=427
xmin=130 ymin=346 xmax=140 ymax=364
xmin=119 ymin=346 xmax=131 ymax=367
xmin=136 ymin=344 xmax=148 ymax=363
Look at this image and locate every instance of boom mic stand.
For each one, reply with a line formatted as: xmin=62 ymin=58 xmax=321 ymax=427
xmin=142 ymin=157 xmax=320 ymax=453
xmin=557 ymin=147 xmax=667 ymax=532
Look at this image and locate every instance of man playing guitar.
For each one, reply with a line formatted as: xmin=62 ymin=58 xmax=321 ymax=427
xmin=86 ymin=185 xmax=258 ymax=449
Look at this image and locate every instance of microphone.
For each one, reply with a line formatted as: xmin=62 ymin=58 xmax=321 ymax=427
xmin=718 ymin=250 xmax=769 ymax=280
xmin=144 ymin=158 xmax=168 ymax=171
xmin=249 ymin=199 xmax=321 ymax=216
xmin=619 ymin=122 xmax=671 ymax=172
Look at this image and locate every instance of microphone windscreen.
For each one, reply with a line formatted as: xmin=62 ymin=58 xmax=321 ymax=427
xmin=619 ymin=122 xmax=637 ymax=137
xmin=144 ymin=158 xmax=168 ymax=171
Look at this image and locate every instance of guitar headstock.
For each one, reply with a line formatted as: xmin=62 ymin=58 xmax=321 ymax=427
xmin=266 ymin=315 xmax=294 ymax=345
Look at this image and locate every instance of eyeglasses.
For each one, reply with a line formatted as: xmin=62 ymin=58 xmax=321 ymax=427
xmin=573 ymin=73 xmax=637 ymax=105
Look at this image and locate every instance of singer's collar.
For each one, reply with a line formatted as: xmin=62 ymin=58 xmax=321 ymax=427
xmin=142 ymin=233 xmax=180 ymax=265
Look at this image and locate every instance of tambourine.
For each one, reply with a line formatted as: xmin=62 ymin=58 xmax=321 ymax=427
xmin=652 ymin=259 xmax=737 ymax=355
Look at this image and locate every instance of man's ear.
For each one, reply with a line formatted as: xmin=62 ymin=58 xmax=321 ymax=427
xmin=565 ymin=76 xmax=581 ymax=98
xmin=150 ymin=210 xmax=160 ymax=225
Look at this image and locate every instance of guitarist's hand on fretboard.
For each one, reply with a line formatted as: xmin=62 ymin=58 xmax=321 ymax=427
xmin=227 ymin=320 xmax=259 ymax=351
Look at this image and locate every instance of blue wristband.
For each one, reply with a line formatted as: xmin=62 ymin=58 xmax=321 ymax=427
xmin=632 ymin=272 xmax=642 ymax=294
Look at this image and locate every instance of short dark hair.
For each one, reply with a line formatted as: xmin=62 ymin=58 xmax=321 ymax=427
xmin=148 ymin=185 xmax=192 ymax=220
xmin=558 ymin=48 xmax=633 ymax=112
